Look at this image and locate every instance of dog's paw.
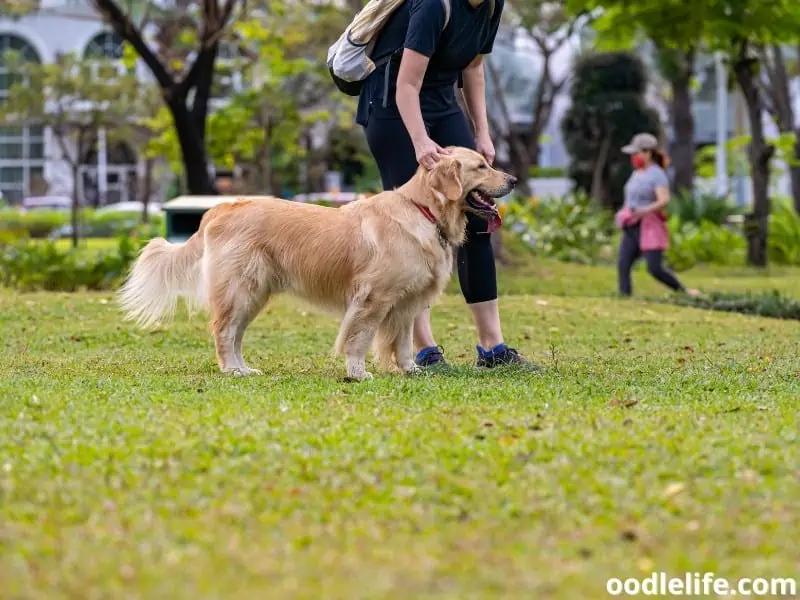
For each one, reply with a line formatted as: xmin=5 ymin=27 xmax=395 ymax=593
xmin=343 ymin=370 xmax=373 ymax=383
xmin=223 ymin=367 xmax=262 ymax=377
xmin=402 ymin=364 xmax=422 ymax=376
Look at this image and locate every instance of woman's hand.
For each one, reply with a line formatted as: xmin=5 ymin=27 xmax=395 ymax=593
xmin=414 ymin=137 xmax=450 ymax=170
xmin=475 ymin=130 xmax=495 ymax=165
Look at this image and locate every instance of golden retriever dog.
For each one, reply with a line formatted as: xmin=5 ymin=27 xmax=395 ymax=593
xmin=118 ymin=147 xmax=516 ymax=380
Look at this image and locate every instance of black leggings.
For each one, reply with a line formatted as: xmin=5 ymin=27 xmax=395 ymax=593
xmin=365 ymin=110 xmax=497 ymax=304
xmin=618 ymin=225 xmax=684 ymax=296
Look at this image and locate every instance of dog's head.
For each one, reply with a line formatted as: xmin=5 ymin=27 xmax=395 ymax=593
xmin=426 ymin=147 xmax=517 ymax=226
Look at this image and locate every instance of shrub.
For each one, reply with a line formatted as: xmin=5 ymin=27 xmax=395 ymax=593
xmin=768 ymin=200 xmax=800 ymax=266
xmin=0 ymin=209 xmax=163 ymax=240
xmin=504 ymin=191 xmax=615 ymax=264
xmin=666 ymin=217 xmax=747 ymax=271
xmin=663 ymin=290 xmax=800 ymax=321
xmin=669 ymin=191 xmax=744 ymax=226
xmin=0 ymin=237 xmax=141 ymax=292
xmin=87 ymin=211 xmax=164 ymax=238
xmin=0 ymin=209 xmax=69 ymax=238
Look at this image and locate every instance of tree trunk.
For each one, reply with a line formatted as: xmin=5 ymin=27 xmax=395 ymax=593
xmin=169 ymin=100 xmax=216 ymax=195
xmin=761 ymin=45 xmax=800 ymax=214
xmin=668 ymin=49 xmax=695 ymax=195
xmin=141 ymin=158 xmax=153 ymax=224
xmin=591 ymin=134 xmax=612 ymax=208
xmin=485 ymin=59 xmax=533 ymax=196
xmin=733 ymin=49 xmax=774 ymax=267
xmin=791 ymin=136 xmax=800 ymax=214
xmin=507 ymin=135 xmax=533 ymax=197
xmin=71 ymin=164 xmax=80 ymax=249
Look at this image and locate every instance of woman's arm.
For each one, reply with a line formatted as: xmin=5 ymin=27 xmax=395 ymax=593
xmin=462 ymin=57 xmax=489 ymax=137
xmin=634 ymin=186 xmax=670 ymax=216
xmin=396 ymin=49 xmax=449 ymax=169
xmin=461 ymin=56 xmax=494 ymax=164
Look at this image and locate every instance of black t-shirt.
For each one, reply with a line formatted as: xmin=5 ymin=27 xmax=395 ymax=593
xmin=355 ymin=0 xmax=503 ymax=126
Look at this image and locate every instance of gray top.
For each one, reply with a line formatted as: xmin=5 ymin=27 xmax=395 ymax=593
xmin=623 ymin=165 xmax=670 ymax=209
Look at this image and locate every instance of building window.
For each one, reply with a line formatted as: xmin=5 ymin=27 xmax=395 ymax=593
xmin=0 ymin=35 xmax=44 ymax=204
xmin=84 ymin=31 xmax=124 ymax=60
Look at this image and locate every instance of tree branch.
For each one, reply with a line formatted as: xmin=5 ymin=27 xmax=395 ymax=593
xmin=174 ymin=0 xmax=239 ymax=97
xmin=91 ymin=0 xmax=176 ymax=94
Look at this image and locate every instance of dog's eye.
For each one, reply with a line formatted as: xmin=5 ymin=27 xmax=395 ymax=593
xmin=478 ymin=164 xmax=488 ymax=170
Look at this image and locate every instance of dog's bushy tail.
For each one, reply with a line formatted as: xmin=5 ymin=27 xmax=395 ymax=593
xmin=117 ymin=233 xmax=205 ymax=328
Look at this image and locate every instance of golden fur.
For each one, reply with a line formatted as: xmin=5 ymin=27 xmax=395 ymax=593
xmin=118 ymin=147 xmax=516 ymax=380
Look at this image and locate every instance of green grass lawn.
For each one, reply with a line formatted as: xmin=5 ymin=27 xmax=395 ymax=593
xmin=1 ymin=259 xmax=799 ymax=599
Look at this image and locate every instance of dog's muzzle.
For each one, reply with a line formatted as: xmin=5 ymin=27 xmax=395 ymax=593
xmin=465 ymin=176 xmax=517 ymax=232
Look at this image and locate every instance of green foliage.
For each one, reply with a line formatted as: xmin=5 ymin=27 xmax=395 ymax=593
xmin=695 ymin=135 xmax=750 ymax=179
xmin=0 ymin=209 xmax=164 ymax=240
xmin=669 ymin=191 xmax=744 ymax=226
xmin=0 ymin=210 xmax=69 ymax=239
xmin=87 ymin=212 xmax=165 ymax=239
xmin=695 ymin=133 xmax=793 ymax=180
xmin=504 ymin=192 xmax=615 ymax=264
xmin=666 ymin=217 xmax=747 ymax=272
xmin=768 ymin=200 xmax=800 ymax=266
xmin=663 ymin=289 xmax=800 ymax=320
xmin=0 ymin=237 xmax=141 ymax=292
xmin=0 ymin=51 xmax=158 ymax=245
xmin=560 ymin=52 xmax=662 ymax=209
xmin=530 ymin=166 xmax=567 ymax=178
xmin=144 ymin=0 xmax=352 ymax=194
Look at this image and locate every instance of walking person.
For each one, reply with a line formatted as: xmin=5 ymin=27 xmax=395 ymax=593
xmin=616 ymin=133 xmax=698 ymax=297
xmin=356 ymin=0 xmax=534 ymax=370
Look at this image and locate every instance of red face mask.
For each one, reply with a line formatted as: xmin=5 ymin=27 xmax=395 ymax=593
xmin=631 ymin=154 xmax=647 ymax=170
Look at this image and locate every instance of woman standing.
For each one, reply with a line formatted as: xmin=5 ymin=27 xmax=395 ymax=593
xmin=356 ymin=0 xmax=533 ymax=370
xmin=616 ymin=133 xmax=697 ymax=297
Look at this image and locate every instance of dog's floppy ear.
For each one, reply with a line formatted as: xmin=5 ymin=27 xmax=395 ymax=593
xmin=428 ymin=157 xmax=463 ymax=203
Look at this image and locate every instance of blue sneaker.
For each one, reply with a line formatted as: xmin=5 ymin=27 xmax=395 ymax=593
xmin=476 ymin=343 xmax=543 ymax=371
xmin=415 ymin=345 xmax=448 ymax=369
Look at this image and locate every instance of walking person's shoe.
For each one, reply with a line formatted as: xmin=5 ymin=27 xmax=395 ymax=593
xmin=415 ymin=345 xmax=449 ymax=370
xmin=475 ymin=343 xmax=544 ymax=372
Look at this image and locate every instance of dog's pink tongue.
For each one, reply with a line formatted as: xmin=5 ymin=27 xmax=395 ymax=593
xmin=487 ymin=213 xmax=502 ymax=233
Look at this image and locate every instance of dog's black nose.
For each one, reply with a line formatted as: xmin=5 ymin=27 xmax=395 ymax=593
xmin=508 ymin=175 xmax=518 ymax=187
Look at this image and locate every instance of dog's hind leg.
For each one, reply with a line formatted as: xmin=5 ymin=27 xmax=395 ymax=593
xmin=209 ymin=254 xmax=272 ymax=376
xmin=232 ymin=291 xmax=270 ymax=375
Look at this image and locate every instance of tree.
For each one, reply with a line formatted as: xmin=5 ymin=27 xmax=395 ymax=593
xmin=142 ymin=0 xmax=352 ymax=196
xmin=0 ymin=52 xmax=147 ymax=247
xmin=486 ymin=0 xmax=587 ymax=195
xmin=758 ymin=44 xmax=800 ymax=214
xmin=700 ymin=0 xmax=800 ymax=266
xmin=573 ymin=0 xmax=708 ymax=195
xmin=88 ymin=0 xmax=247 ymax=195
xmin=0 ymin=0 xmax=38 ymax=17
xmin=561 ymin=51 xmax=662 ymax=209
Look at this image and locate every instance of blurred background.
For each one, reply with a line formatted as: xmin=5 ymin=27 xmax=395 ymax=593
xmin=2 ymin=0 xmax=800 ymax=279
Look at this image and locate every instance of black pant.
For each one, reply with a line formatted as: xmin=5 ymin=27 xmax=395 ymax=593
xmin=364 ymin=109 xmax=497 ymax=304
xmin=618 ymin=225 xmax=684 ymax=296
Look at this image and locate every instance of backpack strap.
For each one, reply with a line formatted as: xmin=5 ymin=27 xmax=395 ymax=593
xmin=440 ymin=0 xmax=451 ymax=28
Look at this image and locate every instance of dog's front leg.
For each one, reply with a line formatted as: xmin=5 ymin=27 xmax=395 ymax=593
xmin=343 ymin=322 xmax=379 ymax=382
xmin=336 ymin=300 xmax=387 ymax=382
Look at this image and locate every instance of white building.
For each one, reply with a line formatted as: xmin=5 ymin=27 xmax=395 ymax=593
xmin=0 ymin=0 xmax=143 ymax=204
